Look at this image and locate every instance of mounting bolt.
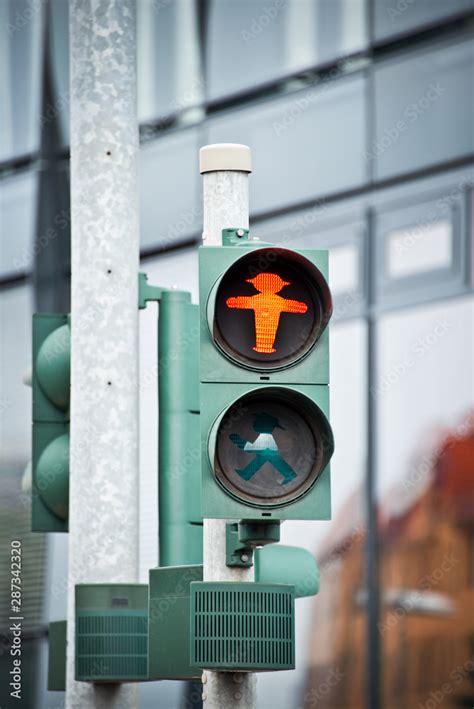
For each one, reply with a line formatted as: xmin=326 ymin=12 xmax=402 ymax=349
xmin=236 ymin=228 xmax=245 ymax=237
xmin=241 ymin=554 xmax=249 ymax=562
xmin=234 ymin=692 xmax=242 ymax=700
xmin=233 ymin=673 xmax=243 ymax=684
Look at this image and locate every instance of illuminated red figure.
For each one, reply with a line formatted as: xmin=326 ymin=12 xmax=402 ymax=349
xmin=226 ymin=273 xmax=308 ymax=353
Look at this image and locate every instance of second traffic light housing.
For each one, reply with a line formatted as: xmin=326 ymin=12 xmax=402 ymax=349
xmin=199 ymin=230 xmax=334 ymax=522
xmin=32 ymin=314 xmax=71 ymax=532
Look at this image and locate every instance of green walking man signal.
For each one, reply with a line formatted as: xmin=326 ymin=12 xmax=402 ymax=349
xmin=230 ymin=412 xmax=297 ymax=485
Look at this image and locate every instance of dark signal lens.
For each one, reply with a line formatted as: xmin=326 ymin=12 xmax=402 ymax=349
xmin=213 ymin=389 xmax=333 ymax=507
xmin=213 ymin=248 xmax=331 ymax=370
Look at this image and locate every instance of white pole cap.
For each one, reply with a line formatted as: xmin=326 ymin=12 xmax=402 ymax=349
xmin=199 ymin=143 xmax=252 ymax=174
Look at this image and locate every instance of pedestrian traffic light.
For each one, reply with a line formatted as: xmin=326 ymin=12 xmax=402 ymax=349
xmin=200 ymin=229 xmax=334 ymax=521
xmin=32 ymin=314 xmax=70 ymax=532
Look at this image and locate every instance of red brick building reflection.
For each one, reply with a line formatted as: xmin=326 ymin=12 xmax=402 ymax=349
xmin=303 ymin=412 xmax=474 ymax=709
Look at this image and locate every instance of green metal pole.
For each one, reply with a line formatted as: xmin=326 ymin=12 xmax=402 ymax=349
xmin=158 ymin=290 xmax=202 ymax=567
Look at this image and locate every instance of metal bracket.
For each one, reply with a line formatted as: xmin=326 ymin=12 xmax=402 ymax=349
xmin=222 ymin=227 xmax=250 ymax=246
xmin=239 ymin=521 xmax=281 ymax=547
xmin=225 ymin=521 xmax=281 ymax=567
xmin=225 ymin=523 xmax=253 ymax=568
xmin=138 ymin=272 xmax=163 ymax=309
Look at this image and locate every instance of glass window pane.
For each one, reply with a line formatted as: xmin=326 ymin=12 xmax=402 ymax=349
xmin=373 ymin=38 xmax=474 ymax=180
xmin=0 ymin=170 xmax=38 ymax=277
xmin=139 ymin=129 xmax=201 ymax=251
xmin=374 ymin=0 xmax=474 ymax=43
xmin=207 ymin=0 xmax=367 ymax=101
xmin=374 ymin=174 xmax=470 ymax=308
xmin=330 ymin=242 xmax=360 ymax=295
xmin=207 ymin=75 xmax=367 ymax=214
xmin=376 ymin=296 xmax=474 ymax=708
xmin=387 ymin=219 xmax=452 ymax=279
xmin=137 ymin=0 xmax=203 ymax=123
xmin=0 ymin=0 xmax=42 ymax=162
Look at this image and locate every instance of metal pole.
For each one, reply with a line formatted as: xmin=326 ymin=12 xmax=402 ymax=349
xmin=66 ymin=1 xmax=139 ymax=707
xmin=366 ymin=209 xmax=381 ymax=709
xmin=200 ymin=143 xmax=257 ymax=708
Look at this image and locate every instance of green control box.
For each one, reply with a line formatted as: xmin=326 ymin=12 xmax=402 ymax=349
xmin=148 ymin=565 xmax=202 ymax=680
xmin=190 ymin=582 xmax=295 ymax=671
xmin=75 ymin=584 xmax=148 ymax=683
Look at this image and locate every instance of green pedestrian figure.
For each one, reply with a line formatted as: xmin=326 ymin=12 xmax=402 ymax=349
xmin=230 ymin=412 xmax=297 ymax=485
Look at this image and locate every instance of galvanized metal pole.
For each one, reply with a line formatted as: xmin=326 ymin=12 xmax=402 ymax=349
xmin=200 ymin=144 xmax=257 ymax=708
xmin=66 ymin=1 xmax=139 ymax=708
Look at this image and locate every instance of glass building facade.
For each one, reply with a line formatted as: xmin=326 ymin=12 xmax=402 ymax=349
xmin=0 ymin=1 xmax=473 ymax=707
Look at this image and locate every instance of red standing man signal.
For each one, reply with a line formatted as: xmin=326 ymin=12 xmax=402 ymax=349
xmin=226 ymin=273 xmax=308 ymax=354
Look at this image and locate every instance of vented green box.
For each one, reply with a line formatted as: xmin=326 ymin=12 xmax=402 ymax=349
xmin=75 ymin=584 xmax=148 ymax=683
xmin=190 ymin=582 xmax=295 ymax=671
xmin=148 ymin=565 xmax=202 ymax=680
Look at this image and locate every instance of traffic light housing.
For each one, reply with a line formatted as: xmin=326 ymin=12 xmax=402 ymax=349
xmin=199 ymin=229 xmax=334 ymax=522
xmin=32 ymin=314 xmax=70 ymax=532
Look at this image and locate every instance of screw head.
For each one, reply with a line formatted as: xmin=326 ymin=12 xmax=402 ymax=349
xmin=236 ymin=229 xmax=245 ymax=237
xmin=241 ymin=554 xmax=249 ymax=562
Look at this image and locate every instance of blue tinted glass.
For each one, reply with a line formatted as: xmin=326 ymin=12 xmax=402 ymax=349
xmin=372 ymin=39 xmax=474 ymax=180
xmin=207 ymin=0 xmax=367 ymax=100
xmin=0 ymin=0 xmax=42 ymax=161
xmin=207 ymin=74 xmax=367 ymax=213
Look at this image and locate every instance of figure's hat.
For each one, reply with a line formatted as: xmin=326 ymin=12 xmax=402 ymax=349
xmin=247 ymin=273 xmax=290 ymax=294
xmin=253 ymin=412 xmax=285 ymax=433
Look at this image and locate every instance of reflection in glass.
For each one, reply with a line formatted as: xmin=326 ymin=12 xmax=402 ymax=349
xmin=377 ymin=298 xmax=474 ymax=708
xmin=207 ymin=0 xmax=367 ymax=100
xmin=137 ymin=0 xmax=203 ymax=123
xmin=0 ymin=170 xmax=38 ymax=277
xmin=297 ymin=320 xmax=367 ymax=708
xmin=0 ymin=0 xmax=42 ymax=162
xmin=387 ymin=220 xmax=452 ymax=279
